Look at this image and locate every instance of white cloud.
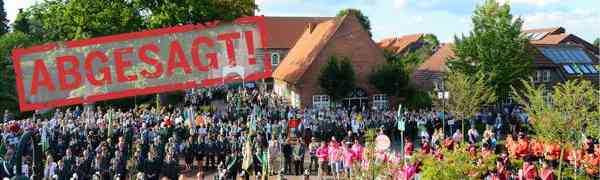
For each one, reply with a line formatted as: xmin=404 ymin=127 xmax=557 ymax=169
xmin=394 ymin=0 xmax=407 ymax=8
xmin=523 ymin=9 xmax=600 ymax=40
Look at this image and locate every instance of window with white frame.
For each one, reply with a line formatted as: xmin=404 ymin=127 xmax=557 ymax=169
xmin=533 ymin=70 xmax=542 ymax=83
xmin=271 ymin=52 xmax=281 ymax=66
xmin=543 ymin=70 xmax=551 ymax=82
xmin=372 ymin=94 xmax=388 ymax=110
xmin=313 ymin=95 xmax=330 ymax=110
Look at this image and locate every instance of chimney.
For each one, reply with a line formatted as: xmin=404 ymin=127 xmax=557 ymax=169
xmin=307 ymin=22 xmax=317 ymax=34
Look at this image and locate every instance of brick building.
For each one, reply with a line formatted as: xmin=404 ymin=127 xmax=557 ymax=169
xmin=272 ymin=15 xmax=386 ymax=109
xmin=413 ymin=27 xmax=599 ymax=103
xmin=260 ymin=16 xmax=332 ymax=89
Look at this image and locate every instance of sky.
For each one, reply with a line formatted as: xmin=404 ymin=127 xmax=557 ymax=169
xmin=5 ymin=0 xmax=599 ymax=43
xmin=255 ymin=0 xmax=599 ymax=43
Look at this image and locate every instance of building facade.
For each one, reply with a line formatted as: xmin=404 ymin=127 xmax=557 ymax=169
xmin=272 ymin=15 xmax=386 ymax=109
xmin=260 ymin=16 xmax=332 ymax=89
xmin=413 ymin=27 xmax=600 ymax=103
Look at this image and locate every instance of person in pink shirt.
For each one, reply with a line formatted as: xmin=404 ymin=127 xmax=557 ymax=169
xmin=351 ymin=139 xmax=364 ymax=162
xmin=316 ymin=142 xmax=329 ymax=178
xmin=342 ymin=142 xmax=354 ymax=177
xmin=388 ymin=151 xmax=403 ymax=180
xmin=402 ymin=162 xmax=417 ymax=180
xmin=376 ymin=150 xmax=388 ymax=162
xmin=328 ymin=137 xmax=341 ymax=177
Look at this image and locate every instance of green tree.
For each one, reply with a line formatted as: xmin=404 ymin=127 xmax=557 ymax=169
xmin=12 ymin=9 xmax=30 ymax=34
xmin=353 ymin=129 xmax=395 ymax=179
xmin=0 ymin=0 xmax=8 ymax=35
xmin=369 ymin=62 xmax=409 ymax=96
xmin=594 ymin=38 xmax=600 ymax=48
xmin=416 ymin=33 xmax=440 ymax=59
xmin=421 ymin=144 xmax=496 ymax=179
xmin=22 ymin=0 xmax=144 ymax=41
xmin=137 ymin=0 xmax=257 ymax=29
xmin=513 ymin=79 xmax=597 ymax=179
xmin=0 ymin=32 xmax=39 ymax=114
xmin=319 ymin=56 xmax=356 ymax=101
xmin=446 ymin=70 xmax=496 ymax=134
xmin=448 ymin=0 xmax=533 ymax=102
xmin=337 ymin=8 xmax=371 ymax=37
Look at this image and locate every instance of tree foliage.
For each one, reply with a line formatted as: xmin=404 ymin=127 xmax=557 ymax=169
xmin=337 ymin=8 xmax=371 ymax=37
xmin=137 ymin=0 xmax=257 ymax=29
xmin=0 ymin=0 xmax=8 ymax=35
xmin=369 ymin=62 xmax=409 ymax=96
xmin=421 ymin=144 xmax=496 ymax=179
xmin=19 ymin=0 xmax=144 ymax=41
xmin=383 ymin=33 xmax=439 ymax=75
xmin=12 ymin=9 xmax=30 ymax=34
xmin=352 ymin=129 xmax=393 ymax=179
xmin=405 ymin=91 xmax=433 ymax=110
xmin=446 ymin=70 xmax=496 ymax=132
xmin=513 ymin=79 xmax=596 ymax=145
xmin=416 ymin=33 xmax=440 ymax=59
xmin=0 ymin=32 xmax=39 ymax=113
xmin=594 ymin=38 xmax=600 ymax=49
xmin=512 ymin=79 xmax=599 ymax=178
xmin=319 ymin=56 xmax=356 ymax=101
xmin=449 ymin=0 xmax=533 ymax=102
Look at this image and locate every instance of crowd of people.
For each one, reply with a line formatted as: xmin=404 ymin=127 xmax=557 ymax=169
xmin=0 ymin=86 xmax=598 ymax=180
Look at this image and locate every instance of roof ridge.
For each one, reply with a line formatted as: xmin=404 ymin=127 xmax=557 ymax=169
xmin=290 ymin=15 xmax=349 ymax=83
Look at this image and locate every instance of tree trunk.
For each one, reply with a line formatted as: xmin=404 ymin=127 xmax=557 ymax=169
xmin=558 ymin=146 xmax=565 ymax=180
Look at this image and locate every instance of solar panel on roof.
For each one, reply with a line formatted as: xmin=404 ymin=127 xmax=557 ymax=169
xmin=585 ymin=64 xmax=598 ymax=74
xmin=562 ymin=64 xmax=575 ymax=74
xmin=538 ymin=47 xmax=593 ymax=64
xmin=578 ymin=64 xmax=591 ymax=74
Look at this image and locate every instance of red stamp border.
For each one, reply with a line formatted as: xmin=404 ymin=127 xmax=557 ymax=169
xmin=12 ymin=16 xmax=271 ymax=112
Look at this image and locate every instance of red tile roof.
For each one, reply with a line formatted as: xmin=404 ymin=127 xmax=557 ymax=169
xmin=529 ymin=34 xmax=570 ymax=45
xmin=272 ymin=16 xmax=346 ymax=83
xmin=378 ymin=33 xmax=424 ymax=54
xmin=264 ymin=16 xmax=332 ymax=49
xmin=522 ymin=27 xmax=565 ymax=35
xmin=417 ymin=43 xmax=454 ymax=73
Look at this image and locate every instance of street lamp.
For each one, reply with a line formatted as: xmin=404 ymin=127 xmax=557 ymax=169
xmin=435 ymin=79 xmax=449 ymax=136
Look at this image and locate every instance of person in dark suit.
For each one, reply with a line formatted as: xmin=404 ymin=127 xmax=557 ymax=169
xmin=281 ymin=138 xmax=292 ymax=175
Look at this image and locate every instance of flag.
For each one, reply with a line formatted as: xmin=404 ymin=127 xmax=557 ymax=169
xmin=187 ymin=107 xmax=196 ymax=128
xmin=250 ymin=115 xmax=257 ymax=132
xmin=397 ymin=104 xmax=402 ymax=119
xmin=107 ymin=110 xmax=113 ymax=137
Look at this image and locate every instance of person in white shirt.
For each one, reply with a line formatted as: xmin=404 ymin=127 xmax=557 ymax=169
xmin=43 ymin=156 xmax=57 ymax=180
xmin=467 ymin=125 xmax=480 ymax=144
xmin=452 ymin=129 xmax=463 ymax=144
